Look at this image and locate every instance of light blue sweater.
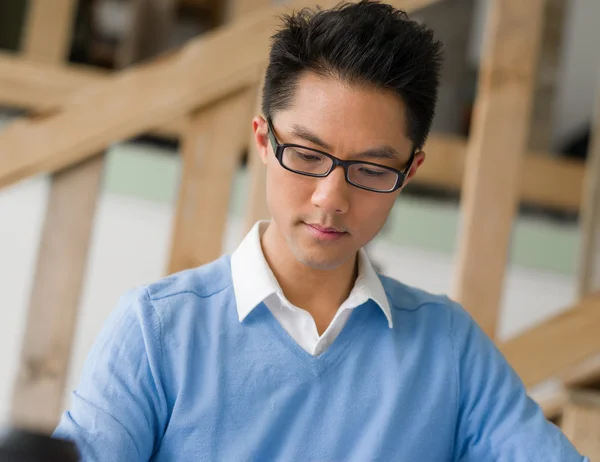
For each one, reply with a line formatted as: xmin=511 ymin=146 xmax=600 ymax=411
xmin=53 ymin=255 xmax=587 ymax=461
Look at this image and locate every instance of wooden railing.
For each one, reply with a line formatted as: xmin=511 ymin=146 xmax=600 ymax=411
xmin=0 ymin=0 xmax=599 ymax=453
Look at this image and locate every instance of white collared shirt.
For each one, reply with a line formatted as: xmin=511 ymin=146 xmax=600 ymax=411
xmin=231 ymin=221 xmax=392 ymax=356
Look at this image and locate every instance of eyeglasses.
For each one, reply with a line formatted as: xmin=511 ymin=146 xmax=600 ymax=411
xmin=266 ymin=118 xmax=415 ymax=193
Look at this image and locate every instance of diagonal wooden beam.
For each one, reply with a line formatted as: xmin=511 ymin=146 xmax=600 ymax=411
xmin=0 ymin=52 xmax=184 ymax=138
xmin=0 ymin=52 xmax=583 ymax=213
xmin=500 ymin=292 xmax=600 ymax=388
xmin=0 ymin=0 xmax=438 ymax=191
xmin=0 ymin=53 xmax=585 ymax=212
xmin=451 ymin=0 xmax=546 ymax=339
xmin=0 ymin=57 xmax=583 ymax=212
xmin=0 ymin=52 xmax=107 ymax=112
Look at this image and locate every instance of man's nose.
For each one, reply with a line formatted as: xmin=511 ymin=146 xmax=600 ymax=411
xmin=310 ymin=166 xmax=350 ymax=214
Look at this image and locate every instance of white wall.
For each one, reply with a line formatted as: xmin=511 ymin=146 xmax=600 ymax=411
xmin=0 ymin=178 xmax=577 ymax=426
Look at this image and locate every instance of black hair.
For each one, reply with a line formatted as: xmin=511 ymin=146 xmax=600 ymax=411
xmin=262 ymin=0 xmax=444 ymax=150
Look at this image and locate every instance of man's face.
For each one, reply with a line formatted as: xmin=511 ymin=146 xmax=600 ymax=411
xmin=253 ymin=71 xmax=424 ymax=271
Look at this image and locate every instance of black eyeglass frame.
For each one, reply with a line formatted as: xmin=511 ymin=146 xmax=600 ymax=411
xmin=266 ymin=118 xmax=416 ymax=193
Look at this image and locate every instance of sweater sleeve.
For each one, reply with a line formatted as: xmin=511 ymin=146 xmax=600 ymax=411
xmin=52 ymin=288 xmax=168 ymax=461
xmin=449 ymin=301 xmax=589 ymax=462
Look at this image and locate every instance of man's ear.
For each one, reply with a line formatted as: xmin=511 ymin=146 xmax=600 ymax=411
xmin=406 ymin=151 xmax=426 ymax=181
xmin=252 ymin=116 xmax=269 ymax=165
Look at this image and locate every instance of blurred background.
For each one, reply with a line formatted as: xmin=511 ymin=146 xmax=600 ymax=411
xmin=1 ymin=0 xmax=599 ymax=454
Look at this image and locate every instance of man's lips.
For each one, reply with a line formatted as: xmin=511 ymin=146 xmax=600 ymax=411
xmin=305 ymin=224 xmax=346 ymax=233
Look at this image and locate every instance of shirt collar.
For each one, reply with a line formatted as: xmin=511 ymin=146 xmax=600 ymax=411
xmin=230 ymin=221 xmax=393 ymax=328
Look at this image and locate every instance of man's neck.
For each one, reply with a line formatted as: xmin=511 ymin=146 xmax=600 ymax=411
xmin=260 ymin=222 xmax=358 ymax=334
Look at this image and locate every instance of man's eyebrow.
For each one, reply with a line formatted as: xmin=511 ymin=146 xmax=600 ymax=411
xmin=290 ymin=123 xmax=402 ymax=161
xmin=352 ymin=146 xmax=400 ymax=161
xmin=290 ymin=124 xmax=332 ymax=151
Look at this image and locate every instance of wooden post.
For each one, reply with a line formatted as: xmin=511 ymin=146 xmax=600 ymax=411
xmin=561 ymin=389 xmax=600 ymax=459
xmin=10 ymin=0 xmax=100 ymax=433
xmin=577 ymin=71 xmax=600 ymax=297
xmin=20 ymin=0 xmax=77 ymax=65
xmin=10 ymin=157 xmax=104 ymax=433
xmin=451 ymin=0 xmax=546 ymax=339
xmin=168 ymin=89 xmax=255 ymax=273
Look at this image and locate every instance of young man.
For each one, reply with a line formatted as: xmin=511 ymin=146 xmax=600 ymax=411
xmin=53 ymin=1 xmax=588 ymax=460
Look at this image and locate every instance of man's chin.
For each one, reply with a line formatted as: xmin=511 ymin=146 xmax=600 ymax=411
xmin=292 ymin=248 xmax=353 ymax=272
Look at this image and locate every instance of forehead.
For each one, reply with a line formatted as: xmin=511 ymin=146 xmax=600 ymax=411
xmin=274 ymin=71 xmax=412 ymax=154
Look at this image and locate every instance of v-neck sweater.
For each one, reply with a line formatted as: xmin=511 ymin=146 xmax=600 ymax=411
xmin=53 ymin=255 xmax=587 ymax=461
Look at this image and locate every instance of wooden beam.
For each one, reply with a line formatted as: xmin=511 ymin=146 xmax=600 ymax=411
xmin=0 ymin=52 xmax=184 ymax=138
xmin=451 ymin=0 xmax=546 ymax=338
xmin=10 ymin=0 xmax=94 ymax=434
xmin=561 ymin=389 xmax=600 ymax=458
xmin=10 ymin=156 xmax=104 ymax=433
xmin=168 ymin=0 xmax=266 ymax=273
xmin=0 ymin=52 xmax=107 ymax=111
xmin=0 ymin=0 xmax=438 ymax=191
xmin=562 ymin=352 xmax=600 ymax=387
xmin=0 ymin=51 xmax=584 ymax=211
xmin=21 ymin=0 xmax=78 ymax=65
xmin=531 ymin=353 xmax=600 ymax=418
xmin=419 ymin=134 xmax=584 ymax=212
xmin=500 ymin=292 xmax=600 ymax=388
xmin=577 ymin=74 xmax=600 ymax=296
xmin=168 ymin=89 xmax=254 ymax=273
xmin=0 ymin=51 xmax=584 ymax=210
